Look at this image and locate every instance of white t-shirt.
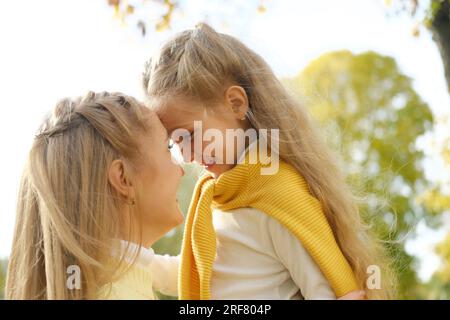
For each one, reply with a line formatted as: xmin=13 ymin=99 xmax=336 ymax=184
xmin=210 ymin=207 xmax=336 ymax=300
xmin=151 ymin=208 xmax=336 ymax=299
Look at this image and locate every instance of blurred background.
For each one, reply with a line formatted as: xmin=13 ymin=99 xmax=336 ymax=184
xmin=0 ymin=0 xmax=449 ymax=299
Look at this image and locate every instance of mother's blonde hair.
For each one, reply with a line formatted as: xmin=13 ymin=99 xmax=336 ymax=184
xmin=6 ymin=92 xmax=148 ymax=299
xmin=143 ymin=23 xmax=395 ymax=299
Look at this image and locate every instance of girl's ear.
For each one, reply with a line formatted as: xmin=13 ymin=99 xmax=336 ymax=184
xmin=108 ymin=159 xmax=135 ymax=201
xmin=224 ymin=85 xmax=249 ymax=120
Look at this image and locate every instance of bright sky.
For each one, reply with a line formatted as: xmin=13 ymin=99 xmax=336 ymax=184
xmin=0 ymin=0 xmax=449 ymax=282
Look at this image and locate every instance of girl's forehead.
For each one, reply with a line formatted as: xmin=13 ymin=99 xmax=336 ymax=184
xmin=154 ymin=95 xmax=204 ymax=113
xmin=154 ymin=98 xmax=206 ymax=133
xmin=158 ymin=112 xmax=196 ymax=134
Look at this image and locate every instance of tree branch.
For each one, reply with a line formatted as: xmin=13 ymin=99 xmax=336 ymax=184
xmin=431 ymin=0 xmax=450 ymax=92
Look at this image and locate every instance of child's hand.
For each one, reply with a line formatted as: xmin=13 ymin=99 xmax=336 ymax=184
xmin=338 ymin=290 xmax=366 ymax=300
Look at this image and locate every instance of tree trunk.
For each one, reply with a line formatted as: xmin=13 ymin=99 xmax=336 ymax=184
xmin=430 ymin=0 xmax=450 ymax=93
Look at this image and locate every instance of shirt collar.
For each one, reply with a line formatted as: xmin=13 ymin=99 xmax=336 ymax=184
xmin=112 ymin=240 xmax=155 ymax=268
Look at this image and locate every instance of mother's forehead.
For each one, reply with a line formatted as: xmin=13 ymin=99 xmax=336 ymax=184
xmin=140 ymin=107 xmax=164 ymax=129
xmin=140 ymin=106 xmax=157 ymax=122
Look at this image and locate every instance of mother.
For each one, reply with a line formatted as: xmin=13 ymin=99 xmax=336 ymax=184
xmin=5 ymin=91 xmax=183 ymax=299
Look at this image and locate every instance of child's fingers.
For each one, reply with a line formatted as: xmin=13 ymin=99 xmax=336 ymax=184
xmin=337 ymin=290 xmax=366 ymax=300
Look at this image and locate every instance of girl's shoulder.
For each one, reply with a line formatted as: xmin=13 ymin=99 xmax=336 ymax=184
xmin=212 ymin=206 xmax=275 ymax=240
xmin=213 ymin=206 xmax=267 ymax=224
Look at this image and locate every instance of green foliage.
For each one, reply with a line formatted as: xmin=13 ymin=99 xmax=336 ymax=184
xmin=0 ymin=258 xmax=7 ymax=300
xmin=152 ymin=163 xmax=203 ymax=299
xmin=415 ymin=119 xmax=450 ymax=298
xmin=419 ymin=131 xmax=450 ymax=214
xmin=153 ymin=163 xmax=203 ymax=257
xmin=418 ymin=235 xmax=450 ymax=299
xmin=286 ymin=50 xmax=434 ymax=298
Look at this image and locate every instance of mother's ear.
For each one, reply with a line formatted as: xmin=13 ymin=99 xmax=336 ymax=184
xmin=108 ymin=159 xmax=135 ymax=202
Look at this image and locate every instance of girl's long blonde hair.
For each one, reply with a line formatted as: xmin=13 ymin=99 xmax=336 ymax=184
xmin=6 ymin=92 xmax=147 ymax=299
xmin=143 ymin=23 xmax=395 ymax=299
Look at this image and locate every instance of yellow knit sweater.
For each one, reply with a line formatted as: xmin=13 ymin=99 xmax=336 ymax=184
xmin=179 ymin=146 xmax=358 ymax=299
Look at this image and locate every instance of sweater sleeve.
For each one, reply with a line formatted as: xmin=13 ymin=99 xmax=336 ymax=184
xmin=150 ymin=254 xmax=180 ymax=297
xmin=266 ymin=214 xmax=337 ymax=300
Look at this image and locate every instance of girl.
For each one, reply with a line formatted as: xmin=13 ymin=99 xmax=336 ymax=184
xmin=6 ymin=91 xmax=183 ymax=299
xmin=143 ymin=23 xmax=393 ymax=300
